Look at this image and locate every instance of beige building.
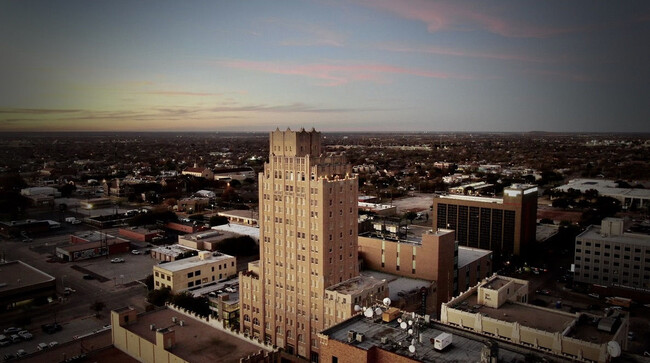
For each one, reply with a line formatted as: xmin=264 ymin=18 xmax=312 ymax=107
xmin=181 ymin=165 xmax=214 ymax=180
xmin=440 ymin=275 xmax=629 ymax=363
xmin=239 ymin=128 xmax=363 ymax=362
xmin=323 ymin=276 xmax=387 ymax=328
xmin=153 ymin=251 xmax=236 ymax=293
xmin=574 ymin=217 xmax=650 ymax=291
xmin=111 ymin=306 xmax=277 ymax=363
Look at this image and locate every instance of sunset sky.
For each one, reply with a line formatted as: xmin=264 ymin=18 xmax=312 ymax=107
xmin=1 ymin=1 xmax=649 ymax=132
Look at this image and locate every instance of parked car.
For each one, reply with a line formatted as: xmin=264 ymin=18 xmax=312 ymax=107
xmin=15 ymin=349 xmax=27 ymax=357
xmin=18 ymin=330 xmax=33 ymax=340
xmin=82 ymin=274 xmax=95 ymax=280
xmin=64 ymin=287 xmax=76 ymax=296
xmin=48 ymin=341 xmax=58 ymax=348
xmin=110 ymin=258 xmax=125 ymax=263
xmin=131 ymin=250 xmax=141 ymax=255
xmin=0 ymin=335 xmax=11 ymax=347
xmin=3 ymin=327 xmax=20 ymax=335
xmin=41 ymin=323 xmax=62 ymax=334
xmin=36 ymin=342 xmax=48 ymax=351
xmin=9 ymin=335 xmax=20 ymax=343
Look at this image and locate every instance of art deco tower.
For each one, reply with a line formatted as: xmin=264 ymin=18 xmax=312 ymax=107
xmin=239 ymin=128 xmax=361 ymax=360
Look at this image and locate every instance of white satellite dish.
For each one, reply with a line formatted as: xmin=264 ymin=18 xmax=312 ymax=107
xmin=408 ymin=320 xmax=413 ymax=326
xmin=411 ymin=338 xmax=416 ymax=345
xmin=383 ymin=297 xmax=392 ymax=306
xmin=408 ymin=345 xmax=416 ymax=353
xmin=397 ymin=318 xmax=402 ymax=323
xmin=364 ymin=308 xmax=374 ymax=318
xmin=375 ymin=307 xmax=383 ymax=316
xmin=354 ymin=305 xmax=362 ymax=312
xmin=408 ymin=328 xmax=413 ymax=335
xmin=607 ymin=341 xmax=621 ymax=358
xmin=400 ymin=322 xmax=407 ymax=329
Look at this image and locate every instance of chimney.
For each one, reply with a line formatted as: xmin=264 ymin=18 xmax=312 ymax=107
xmin=156 ymin=328 xmax=176 ymax=350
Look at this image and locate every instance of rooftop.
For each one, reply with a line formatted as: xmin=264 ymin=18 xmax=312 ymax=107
xmin=457 ymin=246 xmax=491 ymax=269
xmin=321 ymin=315 xmax=526 ymax=363
xmin=361 ymin=270 xmax=433 ymax=303
xmin=124 ymin=308 xmax=267 ymax=363
xmin=211 ymin=223 xmax=260 ymax=240
xmin=358 ymin=202 xmax=395 ymax=210
xmin=326 ymin=275 xmax=385 ymax=295
xmin=0 ymin=260 xmax=55 ymax=291
xmin=456 ymin=294 xmax=575 ymax=333
xmin=180 ymin=229 xmax=238 ymax=243
xmin=57 ymin=238 xmax=129 ymax=253
xmin=436 ymin=194 xmax=503 ymax=204
xmin=218 ymin=209 xmax=258 ymax=220
xmin=556 ymin=178 xmax=650 ymax=199
xmin=577 ymin=224 xmax=650 ymax=246
xmin=156 ymin=252 xmax=234 ymax=272
xmin=152 ymin=244 xmax=196 ymax=257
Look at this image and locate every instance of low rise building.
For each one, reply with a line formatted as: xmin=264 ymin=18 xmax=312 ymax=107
xmin=178 ymin=229 xmax=240 ymax=251
xmin=0 ymin=260 xmax=56 ymax=310
xmin=323 ymin=276 xmax=388 ymax=328
xmin=440 ymin=274 xmax=629 ymax=363
xmin=358 ymin=202 xmax=397 ymax=216
xmin=574 ymin=217 xmax=650 ymax=294
xmin=177 ymin=197 xmax=209 ymax=213
xmin=556 ymin=178 xmax=650 ymax=209
xmin=213 ymin=166 xmax=255 ymax=181
xmin=150 ymin=244 xmax=197 ymax=262
xmin=119 ymin=227 xmax=164 ymax=242
xmin=181 ymin=165 xmax=214 ymax=180
xmin=217 ymin=209 xmax=258 ymax=226
xmin=111 ymin=306 xmax=277 ymax=363
xmin=56 ymin=238 xmax=131 ymax=262
xmin=153 ymin=251 xmax=237 ymax=293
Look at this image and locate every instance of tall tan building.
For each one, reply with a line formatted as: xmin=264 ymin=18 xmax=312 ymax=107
xmin=239 ymin=128 xmax=383 ymax=362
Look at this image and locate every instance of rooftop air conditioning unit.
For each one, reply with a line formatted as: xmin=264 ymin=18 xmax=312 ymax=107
xmin=356 ymin=333 xmax=364 ymax=342
xmin=347 ymin=331 xmax=355 ymax=342
xmin=172 ymin=317 xmax=177 ymax=323
xmin=179 ymin=320 xmax=185 ymax=327
xmin=150 ymin=324 xmax=156 ymax=331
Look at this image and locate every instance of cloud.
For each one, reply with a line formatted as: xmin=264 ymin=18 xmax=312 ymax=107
xmin=143 ymin=91 xmax=220 ymax=96
xmin=376 ymin=43 xmax=563 ymax=63
xmin=359 ymin=0 xmax=589 ymax=38
xmin=262 ymin=18 xmax=345 ymax=47
xmin=0 ymin=108 xmax=83 ymax=114
xmin=217 ymin=59 xmax=471 ymax=86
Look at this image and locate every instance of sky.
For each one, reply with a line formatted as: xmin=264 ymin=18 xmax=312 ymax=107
xmin=1 ymin=0 xmax=649 ymax=133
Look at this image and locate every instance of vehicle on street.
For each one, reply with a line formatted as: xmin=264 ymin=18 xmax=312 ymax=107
xmin=536 ymin=289 xmax=551 ymax=296
xmin=110 ymin=258 xmax=125 ymax=263
xmin=16 ymin=349 xmax=27 ymax=357
xmin=64 ymin=287 xmax=76 ymax=295
xmin=82 ymin=274 xmax=95 ymax=280
xmin=49 ymin=341 xmax=58 ymax=348
xmin=18 ymin=330 xmax=33 ymax=340
xmin=0 ymin=335 xmax=11 ymax=347
xmin=41 ymin=323 xmax=62 ymax=334
xmin=9 ymin=334 xmax=20 ymax=343
xmin=3 ymin=327 xmax=20 ymax=335
xmin=131 ymin=250 xmax=141 ymax=255
xmin=37 ymin=342 xmax=48 ymax=351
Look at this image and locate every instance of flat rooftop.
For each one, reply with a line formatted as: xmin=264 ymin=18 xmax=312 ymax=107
xmin=156 ymin=252 xmax=234 ymax=272
xmin=211 ymin=223 xmax=260 ymax=241
xmin=180 ymin=230 xmax=238 ymax=243
xmin=359 ymin=202 xmax=395 ymax=210
xmin=326 ymin=275 xmax=384 ymax=295
xmin=72 ymin=231 xmax=118 ymax=242
xmin=457 ymin=247 xmax=491 ymax=269
xmin=455 ymin=294 xmax=575 ymax=333
xmin=124 ymin=308 xmax=268 ymax=363
xmin=322 ymin=315 xmax=526 ymax=363
xmin=58 ymin=239 xmax=129 ymax=253
xmin=436 ymin=194 xmax=503 ymax=204
xmin=0 ymin=260 xmax=55 ymax=291
xmin=218 ymin=209 xmax=258 ymax=220
xmin=361 ymin=270 xmax=432 ymax=303
xmin=152 ymin=244 xmax=196 ymax=257
xmin=556 ymin=179 xmax=650 ymax=199
xmin=578 ymin=225 xmax=650 ymax=246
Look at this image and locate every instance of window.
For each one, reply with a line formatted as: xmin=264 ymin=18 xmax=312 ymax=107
xmin=187 ymin=272 xmax=194 ymax=278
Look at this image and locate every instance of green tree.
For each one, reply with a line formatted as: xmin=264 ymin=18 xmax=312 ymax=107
xmin=90 ymin=301 xmax=106 ymax=318
xmin=403 ymin=211 xmax=418 ymax=224
xmin=147 ymin=287 xmax=172 ymax=306
xmin=209 ymin=215 xmax=229 ymax=226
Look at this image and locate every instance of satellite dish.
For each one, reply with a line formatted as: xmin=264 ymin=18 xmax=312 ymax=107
xmin=408 ymin=345 xmax=416 ymax=353
xmin=400 ymin=322 xmax=407 ymax=329
xmin=607 ymin=341 xmax=621 ymax=357
xmin=411 ymin=338 xmax=416 ymax=345
xmin=408 ymin=320 xmax=413 ymax=326
xmin=383 ymin=297 xmax=392 ymax=306
xmin=375 ymin=307 xmax=383 ymax=316
xmin=408 ymin=329 xmax=413 ymax=335
xmin=364 ymin=308 xmax=374 ymax=318
xmin=397 ymin=318 xmax=402 ymax=323
xmin=354 ymin=305 xmax=362 ymax=312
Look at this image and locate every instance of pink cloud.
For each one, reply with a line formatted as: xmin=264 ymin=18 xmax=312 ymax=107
xmin=376 ymin=43 xmax=562 ymax=63
xmin=262 ymin=18 xmax=345 ymax=47
xmin=217 ymin=59 xmax=471 ymax=86
xmin=359 ymin=0 xmax=586 ymax=38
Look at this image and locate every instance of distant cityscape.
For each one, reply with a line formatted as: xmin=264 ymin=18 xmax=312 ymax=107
xmin=0 ymin=129 xmax=649 ymax=363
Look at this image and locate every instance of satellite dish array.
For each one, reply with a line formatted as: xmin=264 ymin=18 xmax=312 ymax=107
xmin=355 ymin=297 xmax=393 ymax=320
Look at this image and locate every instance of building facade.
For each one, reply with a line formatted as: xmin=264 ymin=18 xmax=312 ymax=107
xmin=574 ymin=218 xmax=650 ymax=291
xmin=153 ymin=251 xmax=237 ymax=293
xmin=432 ymin=184 xmax=538 ymax=256
xmin=239 ymin=128 xmax=362 ymax=362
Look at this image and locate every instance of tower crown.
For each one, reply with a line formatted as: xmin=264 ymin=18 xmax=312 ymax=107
xmin=270 ymin=127 xmax=321 ymax=157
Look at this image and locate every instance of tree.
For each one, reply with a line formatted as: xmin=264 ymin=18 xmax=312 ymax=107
xmin=403 ymin=211 xmax=418 ymax=224
xmin=147 ymin=287 xmax=172 ymax=306
xmin=209 ymin=215 xmax=229 ymax=226
xmin=90 ymin=301 xmax=106 ymax=318
xmin=144 ymin=274 xmax=154 ymax=291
